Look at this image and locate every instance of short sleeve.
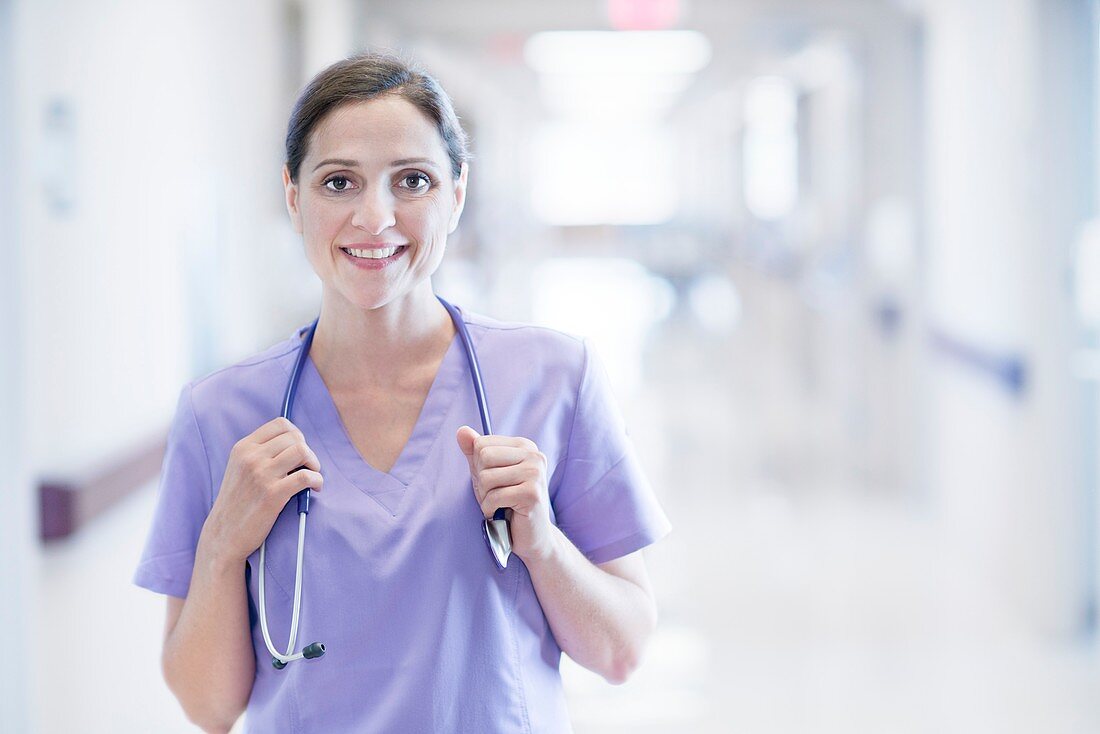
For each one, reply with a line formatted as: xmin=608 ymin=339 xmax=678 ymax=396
xmin=552 ymin=340 xmax=672 ymax=564
xmin=132 ymin=382 xmax=214 ymax=598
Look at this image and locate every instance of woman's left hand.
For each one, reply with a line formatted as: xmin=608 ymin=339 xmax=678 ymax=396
xmin=456 ymin=426 xmax=555 ymax=563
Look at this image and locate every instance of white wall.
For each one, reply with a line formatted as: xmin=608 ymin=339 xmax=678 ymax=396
xmin=12 ymin=0 xmax=309 ymax=479
xmin=1 ymin=0 xmax=33 ymax=729
xmin=922 ymin=0 xmax=1094 ymax=637
xmin=10 ymin=0 xmax=333 ymax=729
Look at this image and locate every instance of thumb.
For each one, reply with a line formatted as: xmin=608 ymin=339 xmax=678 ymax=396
xmin=456 ymin=425 xmax=481 ymax=463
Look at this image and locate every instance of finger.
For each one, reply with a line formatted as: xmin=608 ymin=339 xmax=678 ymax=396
xmin=259 ymin=431 xmax=306 ymax=460
xmin=253 ymin=417 xmax=301 ymax=444
xmin=473 ymin=445 xmax=528 ymax=471
xmin=473 ymin=434 xmax=532 ymax=453
xmin=259 ymin=426 xmax=306 ymax=455
xmin=479 ymin=484 xmax=532 ymax=520
xmin=272 ymin=441 xmax=322 ymax=476
xmin=456 ymin=426 xmax=481 ymax=475
xmin=275 ymin=468 xmax=324 ymax=500
xmin=456 ymin=425 xmax=480 ymax=456
xmin=477 ymin=462 xmax=539 ymax=494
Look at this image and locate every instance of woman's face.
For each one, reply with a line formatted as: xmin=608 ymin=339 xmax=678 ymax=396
xmin=283 ymin=96 xmax=468 ymax=312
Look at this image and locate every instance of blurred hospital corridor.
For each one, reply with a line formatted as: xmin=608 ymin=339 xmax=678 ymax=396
xmin=34 ymin=284 xmax=1100 ymax=733
xmin=4 ymin=0 xmax=1100 ymax=731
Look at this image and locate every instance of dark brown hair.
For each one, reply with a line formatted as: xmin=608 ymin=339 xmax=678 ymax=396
xmin=285 ymin=50 xmax=470 ymax=182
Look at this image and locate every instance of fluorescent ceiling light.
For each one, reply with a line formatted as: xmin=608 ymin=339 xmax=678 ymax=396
xmin=538 ymin=72 xmax=694 ymax=120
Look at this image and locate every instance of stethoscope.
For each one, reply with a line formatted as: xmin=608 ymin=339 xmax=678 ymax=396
xmin=259 ymin=295 xmax=513 ymax=670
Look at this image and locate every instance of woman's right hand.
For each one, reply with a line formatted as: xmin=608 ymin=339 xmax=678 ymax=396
xmin=203 ymin=417 xmax=324 ymax=564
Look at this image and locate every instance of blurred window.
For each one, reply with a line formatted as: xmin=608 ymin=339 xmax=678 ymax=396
xmin=531 ymin=122 xmax=675 ymax=225
xmin=525 ymin=30 xmax=710 ymax=226
xmin=742 ymin=76 xmax=799 ymax=220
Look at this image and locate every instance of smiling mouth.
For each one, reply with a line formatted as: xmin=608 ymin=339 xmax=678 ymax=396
xmin=340 ymin=245 xmax=408 ymax=260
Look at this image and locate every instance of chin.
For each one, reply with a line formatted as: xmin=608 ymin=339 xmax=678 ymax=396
xmin=346 ymin=288 xmax=412 ymax=312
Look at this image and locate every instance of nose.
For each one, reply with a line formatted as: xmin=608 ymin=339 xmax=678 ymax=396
xmin=351 ymin=185 xmax=397 ymax=236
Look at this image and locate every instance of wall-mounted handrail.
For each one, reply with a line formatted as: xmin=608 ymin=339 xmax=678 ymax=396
xmin=38 ymin=433 xmax=167 ymax=542
xmin=929 ymin=327 xmax=1028 ymax=397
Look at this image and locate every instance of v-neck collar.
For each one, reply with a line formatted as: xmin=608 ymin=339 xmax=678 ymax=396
xmin=294 ymin=329 xmax=465 ymax=513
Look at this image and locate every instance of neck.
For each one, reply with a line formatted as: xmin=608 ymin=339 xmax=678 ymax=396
xmin=308 ymin=281 xmax=455 ymax=393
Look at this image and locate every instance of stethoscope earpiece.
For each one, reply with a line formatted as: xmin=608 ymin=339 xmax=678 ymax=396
xmin=271 ymin=641 xmax=324 ymax=670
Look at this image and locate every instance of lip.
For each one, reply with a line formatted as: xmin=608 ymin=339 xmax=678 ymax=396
xmin=339 ymin=245 xmax=408 ymax=270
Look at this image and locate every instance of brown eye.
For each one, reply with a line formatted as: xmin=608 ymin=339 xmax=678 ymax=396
xmin=324 ymin=176 xmax=352 ymax=192
xmin=399 ymin=173 xmax=431 ymax=192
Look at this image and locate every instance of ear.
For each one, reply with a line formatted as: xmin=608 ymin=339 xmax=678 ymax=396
xmin=283 ymin=165 xmax=303 ymax=235
xmin=447 ymin=161 xmax=469 ymax=234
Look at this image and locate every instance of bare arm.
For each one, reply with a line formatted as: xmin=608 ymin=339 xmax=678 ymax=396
xmin=161 ymin=530 xmax=255 ymax=733
xmin=161 ymin=417 xmax=325 ymax=733
xmin=456 ymin=428 xmax=660 ymax=684
xmin=523 ymin=533 xmax=658 ymax=684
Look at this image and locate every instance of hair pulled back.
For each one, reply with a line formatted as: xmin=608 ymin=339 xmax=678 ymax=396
xmin=285 ymin=50 xmax=470 ymax=182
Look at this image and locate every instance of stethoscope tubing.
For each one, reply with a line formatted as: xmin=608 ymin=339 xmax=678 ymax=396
xmin=258 ymin=296 xmax=510 ymax=670
xmin=438 ymin=297 xmax=493 ymax=436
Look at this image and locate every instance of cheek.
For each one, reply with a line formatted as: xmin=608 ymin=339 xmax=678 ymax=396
xmin=301 ymin=236 xmax=327 ymax=274
xmin=403 ymin=200 xmax=453 ymax=238
xmin=302 ymin=201 xmax=347 ymax=241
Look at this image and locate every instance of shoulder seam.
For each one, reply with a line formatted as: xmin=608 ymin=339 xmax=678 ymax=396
xmin=465 ymin=319 xmax=585 ymax=344
xmin=184 ymin=383 xmax=216 ymax=512
xmin=555 ymin=337 xmax=591 ymax=492
xmin=554 ymin=450 xmax=631 ymax=517
xmin=191 ymin=341 xmax=299 ymax=389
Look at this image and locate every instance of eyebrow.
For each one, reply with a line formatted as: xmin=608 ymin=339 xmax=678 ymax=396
xmin=312 ymin=157 xmax=440 ymax=172
xmin=312 ymin=158 xmax=358 ymax=171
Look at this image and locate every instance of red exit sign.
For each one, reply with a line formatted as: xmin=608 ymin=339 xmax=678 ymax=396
xmin=607 ymin=0 xmax=680 ymax=30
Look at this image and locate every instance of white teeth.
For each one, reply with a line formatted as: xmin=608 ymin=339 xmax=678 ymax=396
xmin=343 ymin=246 xmax=400 ymax=259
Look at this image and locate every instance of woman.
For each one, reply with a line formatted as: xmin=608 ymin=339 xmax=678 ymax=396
xmin=134 ymin=51 xmax=672 ymax=733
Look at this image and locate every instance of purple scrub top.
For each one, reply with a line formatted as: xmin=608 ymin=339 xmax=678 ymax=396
xmin=133 ymin=307 xmax=672 ymax=733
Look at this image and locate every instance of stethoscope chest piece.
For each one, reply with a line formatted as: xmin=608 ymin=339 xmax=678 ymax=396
xmin=484 ymin=510 xmax=512 ymax=570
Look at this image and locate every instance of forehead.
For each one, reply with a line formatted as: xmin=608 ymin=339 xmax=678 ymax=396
xmin=305 ymin=96 xmax=448 ymax=167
